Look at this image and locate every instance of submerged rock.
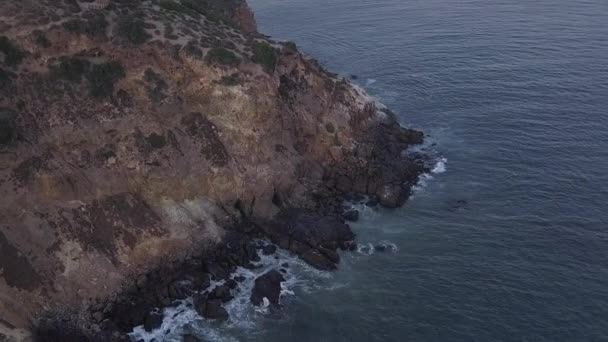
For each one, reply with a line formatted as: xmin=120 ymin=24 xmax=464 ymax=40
xmin=250 ymin=270 xmax=285 ymax=306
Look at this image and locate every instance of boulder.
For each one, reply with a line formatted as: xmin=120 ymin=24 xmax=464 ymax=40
xmin=342 ymin=209 xmax=359 ymax=222
xmin=301 ymin=249 xmax=336 ymax=271
xmin=209 ymin=284 xmax=233 ymax=303
xmin=194 ymin=296 xmax=229 ymax=321
xmin=183 ymin=334 xmax=201 ymax=342
xmin=250 ymin=270 xmax=285 ymax=306
xmin=376 ymin=184 xmax=407 ymax=208
xmin=261 ymin=244 xmax=277 ymax=255
xmin=143 ymin=311 xmax=163 ymax=332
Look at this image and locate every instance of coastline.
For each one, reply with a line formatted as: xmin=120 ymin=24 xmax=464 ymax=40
xmin=0 ymin=1 xmax=427 ymax=340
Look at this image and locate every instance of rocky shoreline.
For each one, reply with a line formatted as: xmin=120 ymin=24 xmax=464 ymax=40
xmin=0 ymin=1 xmax=427 ymax=340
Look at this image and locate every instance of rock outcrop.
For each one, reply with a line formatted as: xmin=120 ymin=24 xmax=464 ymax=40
xmin=0 ymin=0 xmax=425 ymax=340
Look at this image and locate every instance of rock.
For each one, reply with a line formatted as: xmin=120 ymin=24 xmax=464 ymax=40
xmin=234 ymin=275 xmax=246 ymax=283
xmin=376 ymin=184 xmax=407 ymax=208
xmin=342 ymin=209 xmax=359 ymax=222
xmin=143 ymin=311 xmax=163 ymax=332
xmin=262 ymin=244 xmax=277 ymax=255
xmin=194 ymin=296 xmax=229 ymax=321
xmin=209 ymin=284 xmax=233 ymax=303
xmin=206 ymin=263 xmax=229 ymax=281
xmin=168 ymin=280 xmax=194 ymax=300
xmin=281 ymin=262 xmax=289 ymax=268
xmin=374 ymin=244 xmax=387 ymax=252
xmin=262 ymin=209 xmax=355 ymax=249
xmin=280 ymin=269 xmax=287 ymax=273
xmin=365 ymin=198 xmax=379 ymax=207
xmin=301 ymin=249 xmax=336 ymax=271
xmin=226 ymin=279 xmax=238 ymax=289
xmin=183 ymin=334 xmax=201 ymax=342
xmin=250 ymin=270 xmax=285 ymax=306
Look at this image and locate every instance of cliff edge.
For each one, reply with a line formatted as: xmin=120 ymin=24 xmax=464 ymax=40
xmin=0 ymin=0 xmax=425 ymax=340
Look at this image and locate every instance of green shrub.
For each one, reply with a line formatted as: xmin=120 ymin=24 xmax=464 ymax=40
xmin=33 ymin=30 xmax=51 ymax=48
xmin=206 ymin=47 xmax=240 ymax=66
xmin=0 ymin=36 xmax=25 ymax=67
xmin=116 ymin=16 xmax=151 ymax=45
xmin=54 ymin=57 xmax=91 ymax=82
xmin=63 ymin=15 xmax=108 ymax=39
xmin=159 ymin=0 xmax=199 ymax=17
xmin=218 ymin=73 xmax=241 ymax=86
xmin=0 ymin=108 xmax=17 ymax=145
xmin=252 ymin=42 xmax=277 ymax=72
xmin=283 ymin=41 xmax=297 ymax=52
xmin=86 ymin=62 xmax=125 ymax=98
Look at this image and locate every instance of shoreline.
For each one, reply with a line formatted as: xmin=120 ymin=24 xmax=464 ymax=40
xmin=0 ymin=1 xmax=428 ymax=340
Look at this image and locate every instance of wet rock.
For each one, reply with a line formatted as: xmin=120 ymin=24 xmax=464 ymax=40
xmin=376 ymin=184 xmax=407 ymax=208
xmin=365 ymin=198 xmax=379 ymax=207
xmin=226 ymin=278 xmax=238 ymax=289
xmin=168 ymin=280 xmax=194 ymax=300
xmin=183 ymin=334 xmax=201 ymax=342
xmin=374 ymin=244 xmax=387 ymax=252
xmin=301 ymin=249 xmax=336 ymax=271
xmin=209 ymin=284 xmax=233 ymax=303
xmin=250 ymin=269 xmax=285 ymax=306
xmin=342 ymin=209 xmax=359 ymax=222
xmin=263 ymin=209 xmax=355 ymax=250
xmin=262 ymin=244 xmax=277 ymax=255
xmin=205 ymin=263 xmax=229 ymax=281
xmin=194 ymin=296 xmax=229 ymax=321
xmin=143 ymin=311 xmax=163 ymax=332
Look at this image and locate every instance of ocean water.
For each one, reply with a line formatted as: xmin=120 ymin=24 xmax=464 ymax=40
xmin=132 ymin=0 xmax=608 ymax=341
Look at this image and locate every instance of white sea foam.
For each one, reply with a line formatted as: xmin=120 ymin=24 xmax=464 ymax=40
xmin=129 ymin=240 xmax=332 ymax=342
xmin=412 ymin=157 xmax=447 ymax=194
xmin=366 ymin=78 xmax=377 ymax=85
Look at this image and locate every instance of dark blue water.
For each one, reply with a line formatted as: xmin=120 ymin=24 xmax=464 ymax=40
xmin=131 ymin=1 xmax=608 ymax=341
xmin=244 ymin=0 xmax=608 ymax=341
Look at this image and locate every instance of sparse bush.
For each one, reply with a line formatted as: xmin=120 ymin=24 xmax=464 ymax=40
xmin=63 ymin=15 xmax=108 ymax=39
xmin=33 ymin=30 xmax=51 ymax=48
xmin=0 ymin=36 xmax=25 ymax=67
xmin=218 ymin=73 xmax=241 ymax=86
xmin=54 ymin=57 xmax=91 ymax=82
xmin=144 ymin=68 xmax=168 ymax=103
xmin=206 ymin=47 xmax=240 ymax=66
xmin=0 ymin=108 xmax=17 ymax=145
xmin=116 ymin=16 xmax=151 ymax=45
xmin=252 ymin=42 xmax=277 ymax=72
xmin=283 ymin=41 xmax=297 ymax=52
xmin=86 ymin=62 xmax=125 ymax=98
xmin=159 ymin=0 xmax=199 ymax=17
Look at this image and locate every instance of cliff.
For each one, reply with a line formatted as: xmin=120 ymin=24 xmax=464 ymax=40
xmin=0 ymin=0 xmax=425 ymax=340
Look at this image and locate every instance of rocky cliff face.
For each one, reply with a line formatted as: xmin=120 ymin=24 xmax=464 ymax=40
xmin=0 ymin=0 xmax=424 ymax=340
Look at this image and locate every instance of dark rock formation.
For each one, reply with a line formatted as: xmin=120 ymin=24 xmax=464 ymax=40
xmin=250 ymin=270 xmax=285 ymax=306
xmin=194 ymin=297 xmax=229 ymax=321
xmin=342 ymin=209 xmax=360 ymax=222
xmin=143 ymin=311 xmax=163 ymax=332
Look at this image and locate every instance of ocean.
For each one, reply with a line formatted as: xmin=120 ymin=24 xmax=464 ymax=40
xmin=131 ymin=0 xmax=608 ymax=340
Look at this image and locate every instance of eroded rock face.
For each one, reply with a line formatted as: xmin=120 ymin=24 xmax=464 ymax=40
xmin=0 ymin=0 xmax=424 ymax=337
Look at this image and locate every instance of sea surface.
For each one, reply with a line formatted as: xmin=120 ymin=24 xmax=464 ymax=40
xmin=132 ymin=0 xmax=608 ymax=341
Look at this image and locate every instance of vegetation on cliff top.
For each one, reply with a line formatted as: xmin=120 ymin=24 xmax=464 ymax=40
xmin=0 ymin=36 xmax=26 ymax=67
xmin=206 ymin=47 xmax=240 ymax=66
xmin=252 ymin=41 xmax=278 ymax=72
